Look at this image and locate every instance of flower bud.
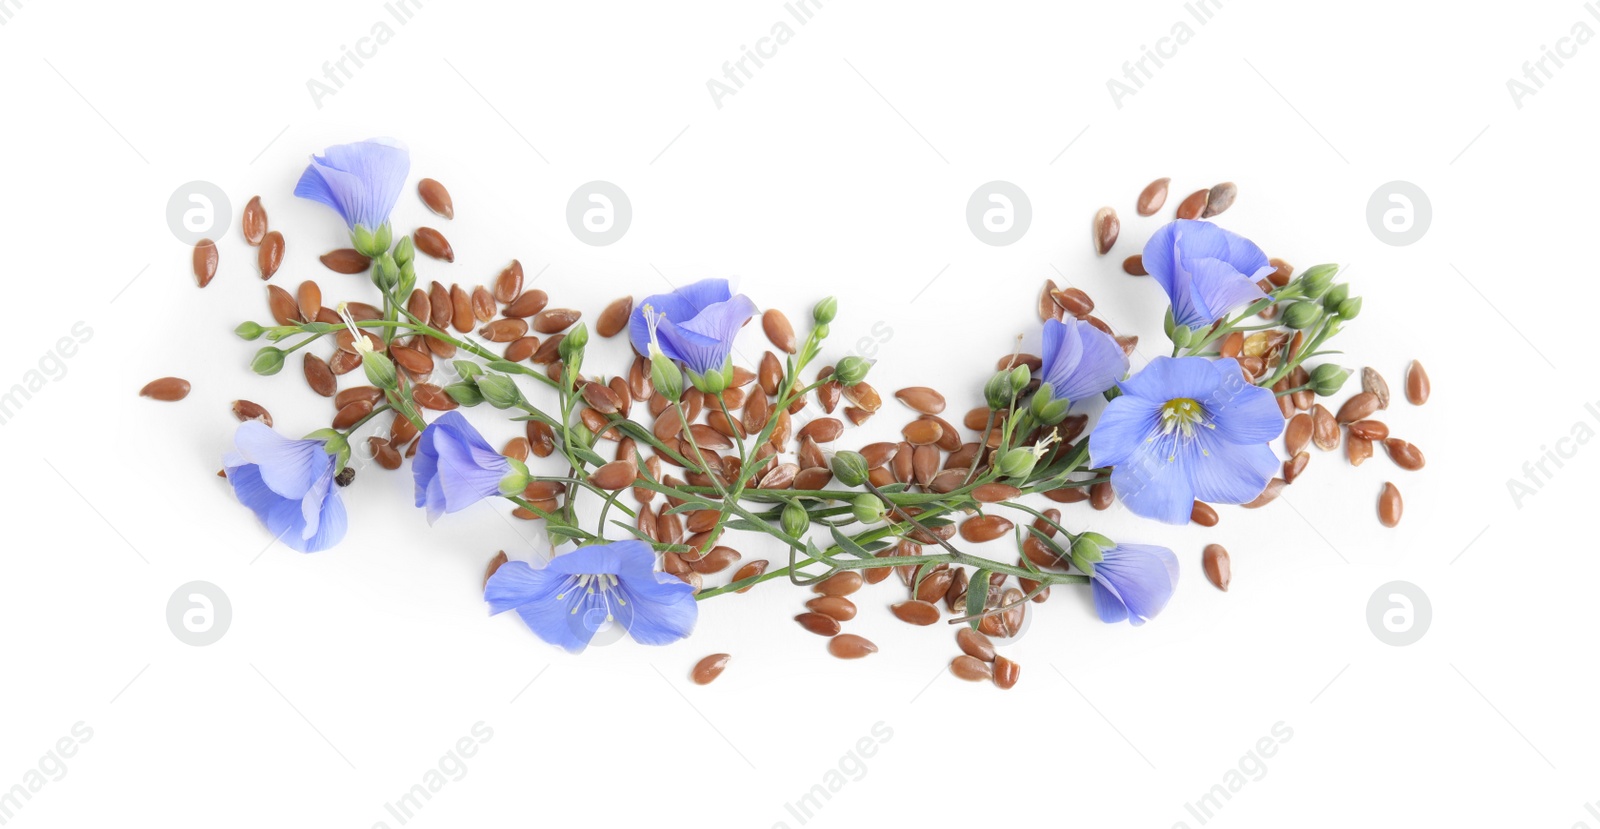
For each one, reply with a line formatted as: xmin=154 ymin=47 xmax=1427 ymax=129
xmin=453 ymin=360 xmax=483 ymax=380
xmin=689 ymin=367 xmax=726 ymax=394
xmin=559 ymin=323 xmax=589 ymax=359
xmin=813 ymin=296 xmax=838 ymax=325
xmin=1079 ymin=531 xmax=1114 ymax=548
xmin=1281 ymin=302 xmax=1322 ymax=330
xmin=781 ymin=501 xmax=810 ymax=539
xmin=372 ymin=253 xmax=399 ymax=292
xmin=1321 ymin=283 xmax=1349 ymax=312
xmin=568 ymin=420 xmax=595 ymax=447
xmin=1069 ymin=535 xmax=1107 ymax=572
xmin=1310 ymin=364 xmax=1351 ymax=397
xmin=1297 ymin=264 xmax=1338 ymax=299
xmin=984 ymin=371 xmax=1012 ymax=410
xmin=650 ymin=350 xmax=682 ymax=401
xmin=996 ymin=447 xmax=1038 ymax=479
xmin=361 ymin=349 xmax=399 ymax=390
xmin=498 ymin=457 xmax=531 ymax=496
xmin=444 ymin=381 xmax=484 ymax=407
xmin=1028 ymin=384 xmax=1071 ymax=424
xmin=851 ymin=494 xmax=886 ymax=524
xmin=1336 ymin=296 xmax=1362 ymax=320
xmin=476 ymin=373 xmax=523 ymax=409
xmin=397 ymin=262 xmax=417 ymax=299
xmin=251 ymin=347 xmax=286 ymax=375
xmin=235 ymin=321 xmax=266 ymax=341
xmin=394 ymin=235 xmax=415 ymax=267
xmin=830 ymin=451 xmax=869 ymax=487
xmin=814 ymin=323 xmax=830 ymax=340
xmin=1169 ymin=324 xmax=1193 ymax=349
xmin=1008 ymin=365 xmax=1031 ymax=394
xmin=833 ymin=356 xmax=871 ymax=387
xmin=350 ymin=225 xmax=381 ymax=258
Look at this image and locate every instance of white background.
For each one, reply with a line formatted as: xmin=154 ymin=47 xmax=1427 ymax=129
xmin=1 ymin=0 xmax=1596 ymax=826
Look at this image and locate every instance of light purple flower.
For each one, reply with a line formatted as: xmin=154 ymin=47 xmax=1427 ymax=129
xmin=293 ymin=138 xmax=410 ymax=232
xmin=412 ymin=412 xmax=520 ymax=524
xmin=1089 ymin=356 xmax=1282 ymax=524
xmin=629 ymin=278 xmax=758 ymax=377
xmin=1088 ymin=544 xmax=1179 ymax=626
xmin=1038 ymin=317 xmax=1128 ymax=405
xmin=223 ymin=422 xmax=347 ymax=553
xmin=485 ymin=540 xmax=698 ymax=652
xmin=1143 ymin=220 xmax=1274 ymax=329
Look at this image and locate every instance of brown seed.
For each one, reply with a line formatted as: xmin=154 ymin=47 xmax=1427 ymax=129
xmin=590 ymin=460 xmax=638 ymax=490
xmin=449 ymin=285 xmax=473 ymax=333
xmin=483 ymin=551 xmax=508 ymax=589
xmin=1378 ymin=482 xmax=1403 ymax=527
xmin=1122 ymin=254 xmax=1147 ymax=276
xmin=730 ymin=560 xmax=769 ymax=591
xmin=192 ymin=239 xmax=218 ymax=287
xmin=797 ymin=417 xmax=844 ymax=443
xmin=296 ymin=281 xmax=322 ymax=322
xmin=1349 ymin=420 xmax=1389 ymax=440
xmin=1267 ymin=258 xmax=1295 ymax=288
xmin=894 ymin=387 xmax=946 ymax=415
xmin=504 ymin=289 xmax=549 ymax=319
xmin=418 ymin=178 xmax=454 ymax=220
xmin=1052 ymin=287 xmax=1095 ymax=318
xmin=1361 ymin=367 xmax=1391 ymax=410
xmin=761 ymin=308 xmax=797 ymax=354
xmin=1311 ymin=405 xmax=1339 ymax=451
xmin=471 ymin=286 xmax=495 ymax=322
xmin=427 ymin=282 xmax=452 ymax=328
xmin=1242 ymin=478 xmax=1286 ymax=508
xmin=481 ymin=318 xmax=529 ymax=343
xmin=1092 ymin=207 xmax=1119 ymax=255
xmin=242 ymin=196 xmax=267 ymax=246
xmin=1136 ymin=177 xmax=1170 ymax=216
xmin=813 ymin=571 xmax=863 ymax=597
xmin=265 ymin=285 xmax=300 ymax=326
xmin=404 ymin=289 xmax=431 ymax=327
xmin=992 ymin=655 xmax=1020 ymax=690
xmin=688 ymin=546 xmax=740 ymax=575
xmin=230 ymin=399 xmax=272 ymax=425
xmin=1201 ymin=181 xmax=1237 ymax=217
xmin=795 ymin=612 xmax=842 ymax=637
xmin=951 ymin=655 xmax=993 ymax=681
xmin=597 ymin=296 xmax=633 ymax=338
xmin=533 ymin=308 xmax=581 ymax=334
xmin=1202 ymin=544 xmax=1231 ymax=591
xmin=891 ymin=600 xmax=941 ymax=626
xmin=902 ymin=419 xmax=943 ymax=446
xmin=368 ymin=437 xmax=402 ymax=470
xmin=1043 ymin=487 xmax=1088 ymax=503
xmin=414 ymin=227 xmax=454 ymax=262
xmin=390 ymin=344 xmax=433 ymax=376
xmin=532 ymin=335 xmax=564 ymax=364
xmin=828 ymin=634 xmax=877 ymax=659
xmin=1347 ymin=434 xmax=1374 ymax=466
xmin=759 ymin=352 xmax=783 ymax=396
xmin=332 ymin=399 xmax=372 ymax=429
xmin=318 ymin=248 xmax=370 ymax=275
xmin=329 ymin=350 xmax=361 ymax=375
xmin=915 ymin=569 xmax=955 ymax=604
xmin=257 ymin=231 xmax=284 ymax=280
xmin=1405 ymin=361 xmax=1430 ymax=405
xmin=490 ymin=260 xmax=523 ymax=305
xmin=960 ymin=515 xmax=1014 ymax=543
xmin=1336 ymin=392 xmax=1379 ymax=424
xmin=413 ymin=383 xmax=458 ymax=411
xmin=1283 ymin=451 xmax=1310 ymax=483
xmin=806 ymin=597 xmax=857 ymax=622
xmin=583 ymin=381 xmax=623 ymax=415
xmin=501 ymin=437 xmax=530 ymax=463
xmin=300 ymin=354 xmax=336 ymax=397
xmin=972 ymin=483 xmax=1021 ymax=503
xmin=956 ymin=628 xmax=995 ymax=661
xmin=1191 ymin=501 xmax=1219 ymax=527
xmin=911 ymin=444 xmax=939 ymax=486
xmin=1383 ymin=438 xmax=1426 ymax=471
xmin=1284 ymin=413 xmax=1312 ymax=455
xmin=1090 ymin=481 xmax=1114 ymax=510
xmin=1176 ymin=188 xmax=1208 ymax=219
xmin=139 ymin=377 xmax=190 ymax=401
xmin=690 ymin=653 xmax=729 ymax=685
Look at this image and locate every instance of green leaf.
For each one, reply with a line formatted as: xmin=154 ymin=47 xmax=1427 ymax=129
xmin=965 ymin=569 xmax=992 ymax=631
xmin=829 ymin=525 xmax=873 ymax=558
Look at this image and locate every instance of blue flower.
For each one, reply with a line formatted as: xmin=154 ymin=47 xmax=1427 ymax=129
xmin=293 ymin=138 xmax=410 ymax=232
xmin=1089 ymin=356 xmax=1282 ymax=524
xmin=1143 ymin=219 xmax=1274 ymax=329
xmin=1038 ymin=317 xmax=1128 ymax=405
xmin=1087 ymin=544 xmax=1179 ymax=626
xmin=629 ymin=278 xmax=758 ymax=377
xmin=485 ymin=540 xmax=698 ymax=652
xmin=223 ymin=422 xmax=347 ymax=553
xmin=413 ymin=412 xmax=524 ymax=524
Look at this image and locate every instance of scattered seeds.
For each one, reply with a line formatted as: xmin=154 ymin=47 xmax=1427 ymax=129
xmin=1136 ymin=177 xmax=1170 ymax=216
xmin=1093 ymin=207 xmax=1119 ymax=255
xmin=1201 ymin=181 xmax=1236 ymax=217
xmin=763 ymin=309 xmax=797 ymax=354
xmin=257 ymin=231 xmax=284 ymax=280
xmin=1405 ymin=361 xmax=1430 ymax=405
xmin=691 ymin=653 xmax=729 ymax=685
xmin=1202 ymin=544 xmax=1231 ymax=591
xmin=951 ymin=655 xmax=993 ymax=681
xmin=242 ymin=196 xmax=267 ymax=246
xmin=414 ymin=227 xmax=454 ymax=262
xmin=828 ymin=634 xmax=877 ymax=659
xmin=1379 ymin=482 xmax=1403 ymax=527
xmin=418 ymin=178 xmax=454 ymax=219
xmin=193 ymin=240 xmax=218 ymax=287
xmin=1176 ymin=188 xmax=1208 ymax=220
xmin=140 ymin=377 xmax=190 ymax=401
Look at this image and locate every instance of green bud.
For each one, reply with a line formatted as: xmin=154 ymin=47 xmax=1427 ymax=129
xmin=568 ymin=420 xmax=594 ymax=447
xmin=984 ymin=371 xmax=1012 ymax=410
xmin=372 ymin=253 xmax=399 ymax=292
xmin=350 ymin=225 xmax=380 ymax=258
xmin=650 ymin=351 xmax=682 ymax=401
xmin=453 ymin=360 xmax=483 ymax=380
xmin=1321 ymin=283 xmax=1349 ymax=312
xmin=814 ymin=323 xmax=830 ymax=340
xmin=361 ymin=349 xmax=399 ymax=390
xmin=851 ymin=494 xmax=886 ymax=524
xmin=995 ymin=447 xmax=1039 ymax=479
xmin=689 ymin=367 xmax=726 ymax=394
xmin=234 ymin=321 xmax=266 ymax=341
xmin=833 ymin=356 xmax=871 ymax=387
xmin=397 ymin=261 xmax=417 ymax=299
xmin=830 ymin=451 xmax=869 ymax=487
xmin=1336 ymin=296 xmax=1362 ymax=320
xmin=813 ymin=296 xmax=838 ymax=325
xmin=1028 ymin=384 xmax=1071 ymax=425
xmin=373 ymin=224 xmax=393 ymax=254
xmin=781 ymin=501 xmax=810 ymax=539
xmin=1297 ymin=264 xmax=1338 ymax=299
xmin=1079 ymin=531 xmax=1114 ymax=549
xmin=1008 ymin=365 xmax=1031 ymax=394
xmin=560 ymin=323 xmax=589 ymax=359
xmin=394 ymin=235 xmax=415 ymax=267
xmin=444 ymin=382 xmax=484 ymax=407
xmin=251 ymin=347 xmax=286 ymax=375
xmin=1169 ymin=324 xmax=1193 ymax=349
xmin=1069 ymin=535 xmax=1106 ymax=572
xmin=476 ymin=373 xmax=523 ymax=409
xmin=308 ymin=429 xmax=345 ymax=453
xmin=1310 ymin=363 xmax=1351 ymax=397
xmin=498 ymin=458 xmax=531 ymax=496
xmin=1281 ymin=301 xmax=1322 ymax=330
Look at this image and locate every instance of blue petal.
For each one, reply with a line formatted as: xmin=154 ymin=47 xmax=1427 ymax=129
xmin=656 ymin=295 xmax=757 ymax=375
xmin=1091 ymin=580 xmax=1130 ymax=624
xmin=1088 ymin=394 xmax=1161 ymax=468
xmin=1185 ymin=434 xmax=1280 ymax=505
xmin=1110 ymin=439 xmax=1197 ymax=525
xmin=1204 ymin=362 xmax=1285 ymax=445
xmin=1040 ymin=318 xmax=1128 ymax=405
xmin=1092 ymin=545 xmax=1178 ymax=625
xmin=485 ymin=562 xmax=596 ymax=653
xmin=293 ymin=139 xmax=410 ymax=230
xmin=629 ymin=279 xmax=735 ymax=357
xmin=225 ymin=461 xmax=346 ymax=553
xmin=1187 ymin=257 xmax=1270 ymax=322
xmin=225 ymin=461 xmax=290 ymax=525
xmin=413 ymin=412 xmax=508 ymax=523
xmin=1116 ymin=356 xmax=1221 ymax=404
xmin=617 ymin=574 xmax=698 ymax=645
xmin=1143 ymin=222 xmax=1208 ymax=327
xmin=232 ymin=422 xmax=331 ymax=498
xmin=293 ymin=483 xmax=348 ymax=553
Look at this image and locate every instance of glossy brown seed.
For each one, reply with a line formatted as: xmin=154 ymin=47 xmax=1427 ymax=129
xmin=414 ymin=227 xmax=454 ymax=262
xmin=1191 ymin=501 xmax=1219 ymax=527
xmin=828 ymin=634 xmax=877 ymax=659
xmin=992 ymin=655 xmax=1020 ymax=690
xmin=1053 ymin=287 xmax=1095 ymax=318
xmin=972 ymin=483 xmax=1021 ymax=503
xmin=1090 ymin=481 xmax=1114 ymax=510
xmin=894 ymin=387 xmax=946 ymax=415
xmin=1311 ymin=405 xmax=1339 ymax=451
xmin=688 ymin=546 xmax=740 ymax=575
xmin=762 ymin=309 xmax=797 ymax=354
xmin=533 ymin=309 xmax=581 ymax=334
xmin=1362 ymin=367 xmax=1391 ymax=410
xmin=1220 ymin=331 xmax=1244 ymax=359
xmin=915 ymin=569 xmax=955 ymax=605
xmin=956 ymin=628 xmax=995 ymax=661
xmin=1283 ymin=451 xmax=1310 ymax=483
xmin=859 ymin=442 xmax=898 ymax=470
xmin=266 ymin=285 xmax=300 ymax=325
xmin=806 ymin=597 xmax=857 ymax=622
xmin=1378 ymin=482 xmax=1403 ymax=527
xmin=813 ymin=571 xmax=863 ymax=598
xmin=525 ymin=420 xmax=555 ymax=458
xmin=230 ymin=399 xmax=272 ymax=425
xmin=735 ymin=561 xmax=770 ymax=591
xmin=691 ymin=653 xmax=729 ymax=685
xmin=1347 ymin=434 xmax=1374 ymax=466
xmin=951 ymin=655 xmax=993 ymax=681
xmin=960 ymin=515 xmax=1014 ymax=543
xmin=902 ymin=420 xmax=943 ymax=446
xmin=449 ymin=285 xmax=473 ymax=333
xmin=427 ymin=282 xmax=452 ymax=327
xmin=911 ymin=444 xmax=939 ymax=487
xmin=504 ymin=289 xmax=549 ymax=319
xmin=796 ymin=612 xmax=842 ymax=637
xmin=757 ymin=462 xmax=796 ymax=489
xmin=1122 ymin=254 xmax=1147 ymax=276
xmin=532 ymin=335 xmax=564 ymax=364
xmin=413 ymin=383 xmax=458 ymax=411
xmin=332 ymin=399 xmax=371 ymax=429
xmin=597 ymin=296 xmax=633 ymax=338
xmin=139 ymin=377 xmax=190 ymax=401
xmin=1383 ymin=438 xmax=1426 ymax=471
xmin=480 ymin=318 xmax=528 ymax=343
xmin=1336 ymin=392 xmax=1379 ymax=425
xmin=319 ymin=248 xmax=371 ymax=274
xmin=499 ymin=437 xmax=530 ymax=463
xmin=257 ymin=231 xmax=284 ymax=280
xmin=390 ymin=345 xmax=433 ymax=376
xmin=589 ymin=459 xmax=637 ymax=491
xmin=418 ymin=178 xmax=454 ymax=219
xmin=1038 ymin=280 xmax=1061 ymax=321
xmin=1136 ymin=177 xmax=1170 ymax=216
xmin=1202 ymin=544 xmax=1231 ymax=591
xmin=489 ymin=260 xmax=523 ymax=305
xmin=1242 ymin=478 xmax=1286 ymax=508
xmin=1267 ymin=258 xmax=1294 ymax=288
xmin=890 ymin=600 xmax=940 ymax=626
xmin=1405 ymin=361 xmax=1430 ymax=405
xmin=1284 ymin=413 xmax=1312 ymax=457
xmin=483 ymin=551 xmax=508 ymax=589
xmin=470 ymin=286 xmax=494 ymax=322
xmin=329 ymin=350 xmax=361 ymax=375
xmin=242 ymin=196 xmax=267 ymax=245
xmin=1201 ymin=181 xmax=1237 ymax=217
xmin=192 ymin=240 xmax=218 ymax=287
xmin=368 ymin=437 xmax=402 ymax=470
xmin=759 ymin=352 xmax=783 ymax=396
xmin=1349 ymin=420 xmax=1389 ymax=440
xmin=1092 ymin=207 xmax=1119 ymax=254
xmin=301 ymin=354 xmax=335 ymax=397
xmin=295 ymin=281 xmax=322 ymax=322
xmin=1176 ymin=188 xmax=1208 ymax=220
xmin=798 ymin=417 xmax=844 ymax=443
